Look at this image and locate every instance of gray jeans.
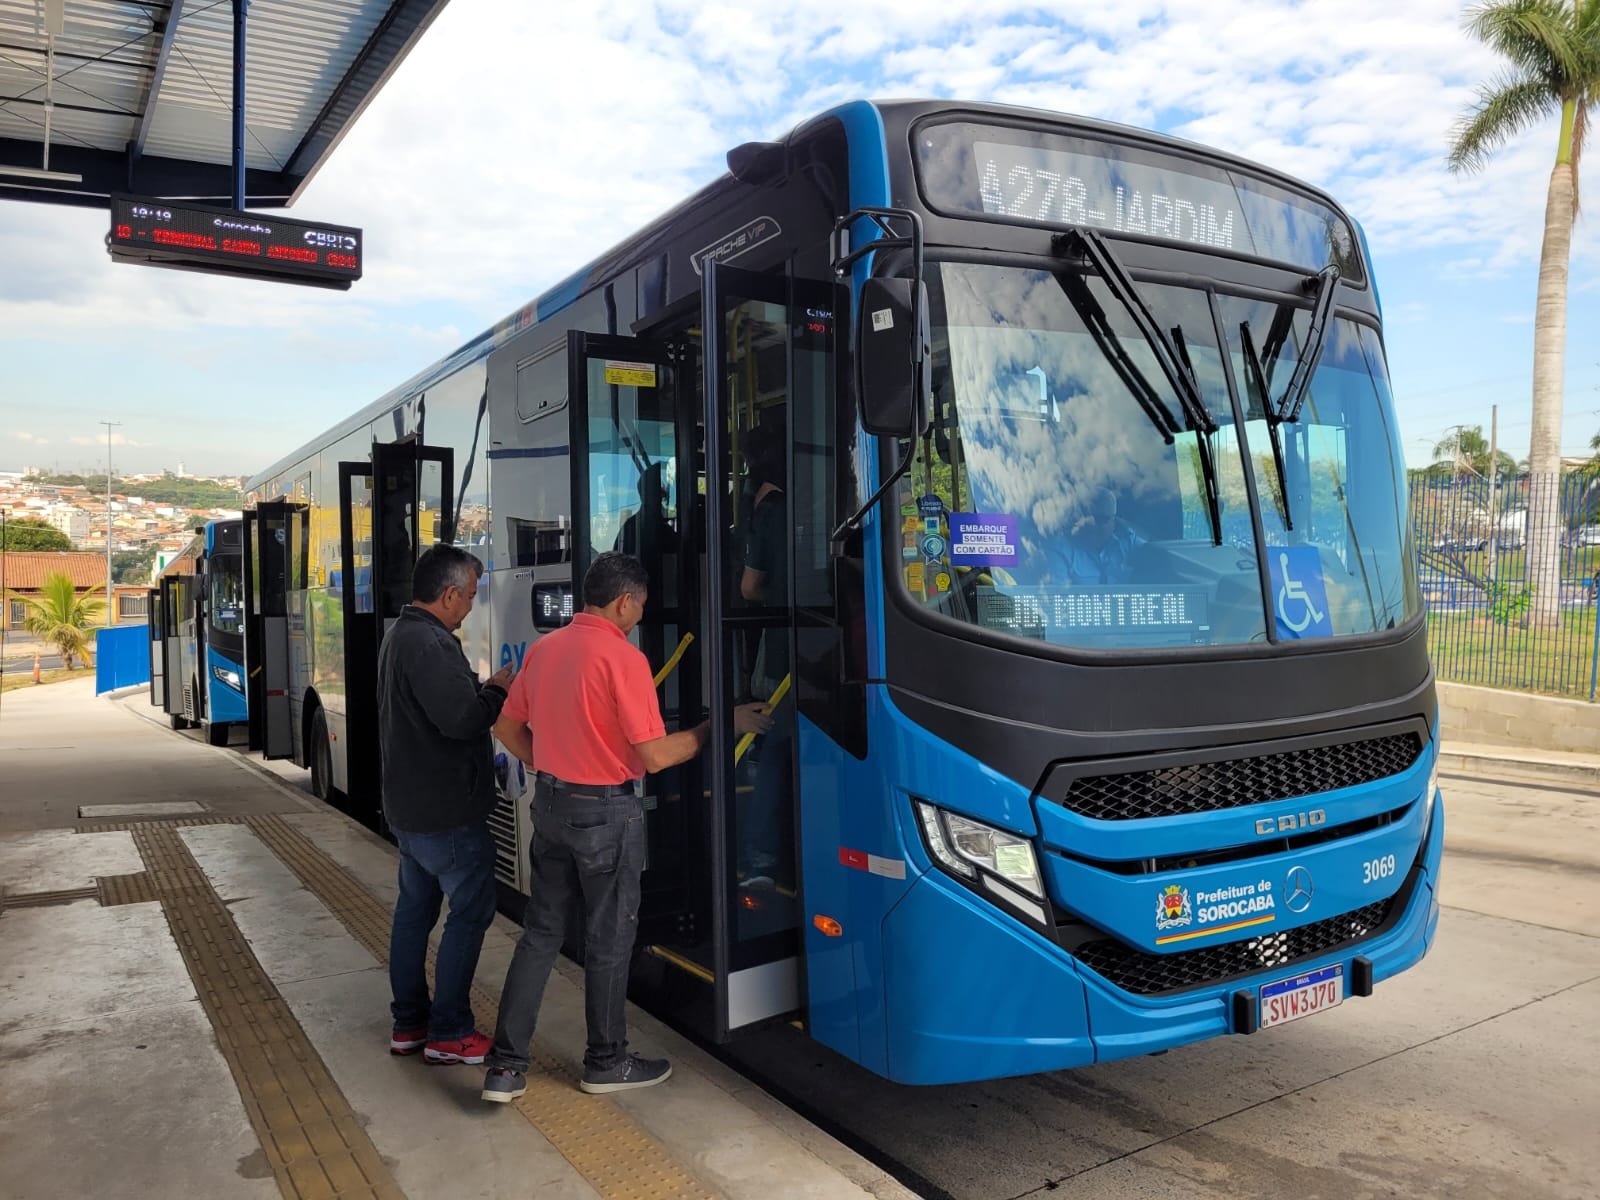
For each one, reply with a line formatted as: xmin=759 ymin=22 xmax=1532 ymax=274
xmin=488 ymin=779 xmax=645 ymax=1073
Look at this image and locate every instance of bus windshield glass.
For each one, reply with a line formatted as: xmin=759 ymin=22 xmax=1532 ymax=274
xmin=901 ymin=261 xmax=1418 ymax=650
xmin=210 ymin=555 xmax=245 ymax=637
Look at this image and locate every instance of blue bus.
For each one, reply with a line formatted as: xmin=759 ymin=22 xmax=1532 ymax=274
xmin=245 ymin=99 xmax=1438 ymax=1084
xmin=152 ymin=519 xmax=248 ymax=746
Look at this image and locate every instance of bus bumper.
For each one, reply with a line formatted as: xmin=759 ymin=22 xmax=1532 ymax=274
xmin=880 ymin=790 xmax=1443 ymax=1085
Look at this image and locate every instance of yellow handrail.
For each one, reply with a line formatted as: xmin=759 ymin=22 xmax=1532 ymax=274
xmin=653 ymin=632 xmax=694 ymax=687
xmin=734 ymin=672 xmax=791 ymax=765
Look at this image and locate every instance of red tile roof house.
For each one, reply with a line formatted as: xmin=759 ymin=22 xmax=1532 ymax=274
xmin=1 ymin=551 xmax=149 ymax=632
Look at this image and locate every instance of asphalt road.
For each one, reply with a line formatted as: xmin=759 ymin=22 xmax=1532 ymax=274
xmin=721 ymin=767 xmax=1600 ymax=1200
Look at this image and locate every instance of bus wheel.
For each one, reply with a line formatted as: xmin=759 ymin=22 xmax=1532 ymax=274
xmin=207 ymin=722 xmax=230 ymax=747
xmin=309 ymin=708 xmax=332 ymax=801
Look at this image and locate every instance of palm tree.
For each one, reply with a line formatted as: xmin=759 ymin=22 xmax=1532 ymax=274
xmin=1448 ymin=0 xmax=1600 ymax=627
xmin=1432 ymin=425 xmax=1520 ymax=478
xmin=8 ymin=573 xmax=104 ymax=670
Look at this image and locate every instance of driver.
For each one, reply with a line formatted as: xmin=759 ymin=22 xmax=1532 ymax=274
xmin=1060 ymin=487 xmax=1142 ymax=585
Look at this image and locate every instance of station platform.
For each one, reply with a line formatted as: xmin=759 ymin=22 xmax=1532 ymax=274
xmin=0 ymin=678 xmax=916 ymax=1200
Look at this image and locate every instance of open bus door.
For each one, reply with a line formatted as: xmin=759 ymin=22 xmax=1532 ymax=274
xmin=244 ymin=501 xmax=296 ymax=758
xmin=565 ymin=268 xmax=814 ymax=1042
xmin=336 ymin=442 xmax=454 ymax=827
xmin=158 ymin=576 xmax=181 ymax=724
xmin=701 ymin=262 xmax=816 ymax=1039
xmin=566 ymin=332 xmax=703 ymax=956
xmin=146 ymin=587 xmax=163 ymax=706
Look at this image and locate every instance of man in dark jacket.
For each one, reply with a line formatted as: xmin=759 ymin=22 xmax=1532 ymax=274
xmin=378 ymin=544 xmax=514 ymax=1065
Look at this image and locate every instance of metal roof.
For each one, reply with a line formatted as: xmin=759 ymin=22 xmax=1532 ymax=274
xmin=0 ymin=0 xmax=450 ymax=209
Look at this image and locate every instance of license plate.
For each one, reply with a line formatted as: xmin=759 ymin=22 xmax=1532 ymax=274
xmin=1259 ymin=964 xmax=1344 ymax=1029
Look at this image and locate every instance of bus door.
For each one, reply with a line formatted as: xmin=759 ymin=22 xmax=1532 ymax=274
xmin=702 ymin=262 xmax=814 ymax=1038
xmin=159 ymin=576 xmax=184 ymax=722
xmin=567 ymin=332 xmax=702 ymax=951
xmin=337 ymin=460 xmax=378 ymax=818
xmin=147 ymin=587 xmax=163 ymax=706
xmin=244 ymin=501 xmax=295 ymax=758
xmin=338 ymin=444 xmax=455 ymax=823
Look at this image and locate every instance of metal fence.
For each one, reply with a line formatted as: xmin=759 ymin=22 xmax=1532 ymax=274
xmin=1410 ymin=471 xmax=1600 ymax=700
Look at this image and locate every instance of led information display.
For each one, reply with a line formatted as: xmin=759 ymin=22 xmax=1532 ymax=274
xmin=107 ymin=194 xmax=363 ymax=290
xmin=916 ymin=121 xmax=1362 ymax=282
xmin=978 ymin=585 xmax=1211 ymax=643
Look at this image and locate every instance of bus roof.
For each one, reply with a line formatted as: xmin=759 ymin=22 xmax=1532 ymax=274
xmin=248 ymin=98 xmax=1356 ymax=492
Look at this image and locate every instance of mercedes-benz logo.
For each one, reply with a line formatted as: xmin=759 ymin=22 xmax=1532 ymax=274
xmin=1285 ymin=866 xmax=1314 ymax=913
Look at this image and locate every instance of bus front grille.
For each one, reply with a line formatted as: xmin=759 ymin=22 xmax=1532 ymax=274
xmin=487 ymin=791 xmax=519 ymax=889
xmin=1072 ymin=897 xmax=1394 ymax=997
xmin=1056 ymin=733 xmax=1423 ymax=821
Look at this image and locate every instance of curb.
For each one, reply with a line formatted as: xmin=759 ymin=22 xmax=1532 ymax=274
xmin=1438 ymin=747 xmax=1600 ymax=788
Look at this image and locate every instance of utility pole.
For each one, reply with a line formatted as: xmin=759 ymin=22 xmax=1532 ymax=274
xmin=101 ymin=420 xmax=121 ymax=627
xmin=1486 ymin=405 xmax=1499 ymax=583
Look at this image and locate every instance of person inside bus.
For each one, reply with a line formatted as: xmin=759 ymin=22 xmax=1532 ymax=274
xmin=613 ymin=461 xmax=676 ymax=599
xmin=1059 ymin=485 xmax=1144 ymax=585
xmin=738 ymin=422 xmax=793 ymax=888
xmin=481 ymin=552 xmax=771 ymax=1102
xmin=378 ymin=544 xmax=515 ymax=1067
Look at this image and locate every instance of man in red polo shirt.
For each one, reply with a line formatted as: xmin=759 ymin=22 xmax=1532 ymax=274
xmin=481 ymin=551 xmax=769 ymax=1100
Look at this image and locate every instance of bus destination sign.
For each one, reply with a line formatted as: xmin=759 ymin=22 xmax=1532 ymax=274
xmin=107 ymin=195 xmax=363 ymax=290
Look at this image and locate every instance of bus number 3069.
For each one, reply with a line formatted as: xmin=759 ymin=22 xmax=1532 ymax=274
xmin=1362 ymin=854 xmax=1397 ymax=885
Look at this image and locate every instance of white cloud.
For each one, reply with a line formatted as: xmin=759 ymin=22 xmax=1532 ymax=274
xmin=2 ymin=0 xmax=1597 ymax=468
xmin=13 ymin=432 xmax=48 ymax=443
xmin=67 ymin=433 xmax=144 ymax=447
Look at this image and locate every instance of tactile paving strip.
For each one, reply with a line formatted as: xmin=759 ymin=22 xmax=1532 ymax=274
xmin=97 ymin=872 xmax=158 ymax=906
xmin=0 ymin=885 xmax=100 ymax=911
xmin=248 ymin=814 xmax=717 ymax=1200
xmin=123 ymin=819 xmax=406 ymax=1200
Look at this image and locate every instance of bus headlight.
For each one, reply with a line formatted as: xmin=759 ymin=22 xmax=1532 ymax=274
xmin=915 ymin=801 xmax=1047 ymax=923
xmin=212 ymin=664 xmax=243 ymax=692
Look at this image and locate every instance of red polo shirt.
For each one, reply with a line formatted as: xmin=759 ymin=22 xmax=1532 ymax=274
xmin=501 ymin=613 xmax=665 ymax=785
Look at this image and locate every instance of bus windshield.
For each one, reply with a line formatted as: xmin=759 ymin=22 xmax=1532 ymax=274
xmin=902 ymin=261 xmax=1419 ymax=651
xmin=209 ymin=554 xmax=245 ymax=637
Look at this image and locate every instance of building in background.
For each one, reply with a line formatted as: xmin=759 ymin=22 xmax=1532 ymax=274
xmin=1 ymin=551 xmax=148 ymax=630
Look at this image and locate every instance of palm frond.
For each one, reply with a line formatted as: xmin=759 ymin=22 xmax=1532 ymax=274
xmin=1448 ymin=75 xmax=1559 ymax=172
xmin=1466 ymin=0 xmax=1584 ymax=84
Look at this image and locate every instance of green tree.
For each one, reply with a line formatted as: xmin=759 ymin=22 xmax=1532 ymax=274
xmin=8 ymin=574 xmax=104 ymax=669
xmin=1448 ymin=0 xmax=1600 ymax=628
xmin=111 ymin=543 xmax=159 ymax=584
xmin=0 ymin=518 xmax=72 ymax=551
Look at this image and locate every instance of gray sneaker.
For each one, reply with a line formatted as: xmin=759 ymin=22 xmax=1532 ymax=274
xmin=579 ymin=1053 xmax=672 ymax=1094
xmin=481 ymin=1068 xmax=526 ymax=1103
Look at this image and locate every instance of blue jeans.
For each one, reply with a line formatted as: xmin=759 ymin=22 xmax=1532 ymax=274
xmin=389 ymin=824 xmax=498 ymax=1041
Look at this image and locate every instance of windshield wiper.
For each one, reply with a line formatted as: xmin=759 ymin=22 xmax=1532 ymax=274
xmin=1056 ymin=272 xmax=1183 ymax=443
xmin=1055 ymin=227 xmax=1221 ymax=545
xmin=1273 ymin=265 xmax=1340 ymax=424
xmin=1239 ymin=323 xmax=1294 ymax=531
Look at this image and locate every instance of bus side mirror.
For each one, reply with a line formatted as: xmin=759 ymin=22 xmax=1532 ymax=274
xmin=856 ymin=277 xmax=930 ymax=439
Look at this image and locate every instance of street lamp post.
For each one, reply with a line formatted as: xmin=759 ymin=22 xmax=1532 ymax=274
xmin=101 ymin=420 xmax=121 ymax=627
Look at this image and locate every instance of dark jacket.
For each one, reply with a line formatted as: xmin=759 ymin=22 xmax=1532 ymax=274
xmin=376 ymin=605 xmax=507 ymax=833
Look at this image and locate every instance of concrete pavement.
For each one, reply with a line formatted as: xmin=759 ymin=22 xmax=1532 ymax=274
xmin=717 ymin=766 xmax=1600 ymax=1200
xmin=0 ymin=677 xmax=916 ymax=1200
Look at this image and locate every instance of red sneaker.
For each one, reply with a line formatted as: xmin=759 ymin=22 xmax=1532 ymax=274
xmin=389 ymin=1028 xmax=428 ymax=1056
xmin=424 ymin=1031 xmax=493 ymax=1065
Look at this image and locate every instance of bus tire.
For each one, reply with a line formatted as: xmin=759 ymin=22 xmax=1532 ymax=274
xmin=207 ymin=722 xmax=229 ymax=747
xmin=309 ymin=708 xmax=333 ymax=802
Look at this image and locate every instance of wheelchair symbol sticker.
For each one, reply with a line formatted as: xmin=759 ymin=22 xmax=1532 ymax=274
xmin=1268 ymin=547 xmax=1333 ymax=639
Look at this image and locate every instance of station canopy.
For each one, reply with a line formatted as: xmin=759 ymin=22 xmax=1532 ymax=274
xmin=0 ymin=0 xmax=449 ymax=209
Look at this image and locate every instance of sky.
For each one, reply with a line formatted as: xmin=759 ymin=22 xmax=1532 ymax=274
xmin=2 ymin=0 xmax=1598 ymax=478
